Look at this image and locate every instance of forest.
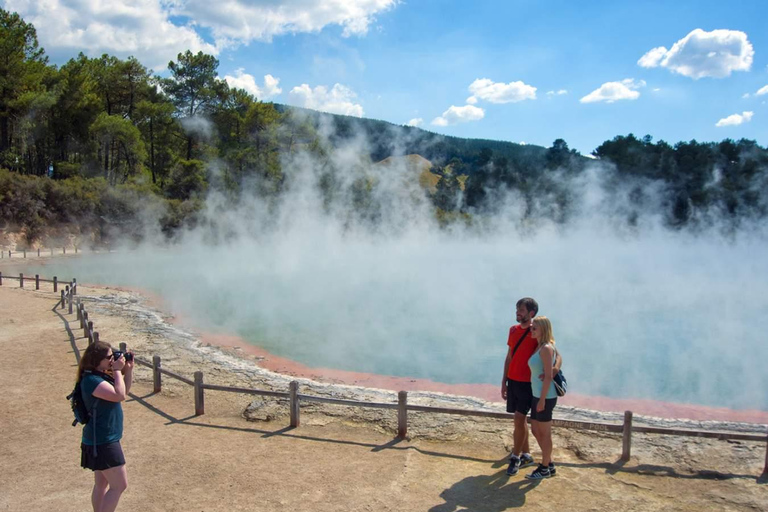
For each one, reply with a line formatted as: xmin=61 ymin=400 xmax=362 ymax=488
xmin=1 ymin=8 xmax=767 ymax=246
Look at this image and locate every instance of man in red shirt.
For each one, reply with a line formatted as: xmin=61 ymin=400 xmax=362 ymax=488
xmin=501 ymin=297 xmax=561 ymax=476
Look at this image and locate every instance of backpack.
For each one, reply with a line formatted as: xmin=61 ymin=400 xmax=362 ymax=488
xmin=67 ymin=380 xmax=91 ymax=426
xmin=67 ymin=370 xmax=108 ymax=427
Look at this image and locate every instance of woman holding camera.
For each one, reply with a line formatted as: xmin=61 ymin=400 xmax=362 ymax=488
xmin=76 ymin=341 xmax=133 ymax=512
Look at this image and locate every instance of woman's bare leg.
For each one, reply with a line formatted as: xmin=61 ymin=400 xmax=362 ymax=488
xmin=538 ymin=421 xmax=553 ymax=466
xmin=98 ymin=465 xmax=128 ymax=512
xmin=92 ymin=471 xmax=108 ymax=511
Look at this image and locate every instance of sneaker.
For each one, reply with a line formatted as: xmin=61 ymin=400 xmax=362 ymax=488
xmin=525 ymin=464 xmax=552 ymax=480
xmin=506 ymin=455 xmax=521 ymax=476
xmin=519 ymin=453 xmax=535 ymax=469
xmin=548 ymin=463 xmax=556 ymax=476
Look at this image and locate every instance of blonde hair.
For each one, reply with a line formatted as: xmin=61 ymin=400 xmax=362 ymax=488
xmin=532 ymin=316 xmax=555 ymax=349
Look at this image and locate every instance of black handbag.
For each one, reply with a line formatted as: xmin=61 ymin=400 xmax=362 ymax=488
xmin=552 ymin=347 xmax=567 ymax=397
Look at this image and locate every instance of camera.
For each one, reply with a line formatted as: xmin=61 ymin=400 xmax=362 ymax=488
xmin=111 ymin=350 xmax=134 ymax=362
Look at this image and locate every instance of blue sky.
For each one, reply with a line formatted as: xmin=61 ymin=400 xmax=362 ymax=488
xmin=4 ymin=0 xmax=767 ymax=155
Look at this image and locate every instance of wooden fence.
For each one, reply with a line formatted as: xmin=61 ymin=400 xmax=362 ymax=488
xmin=0 ymin=246 xmax=85 ymax=259
xmin=3 ymin=275 xmax=767 ymax=479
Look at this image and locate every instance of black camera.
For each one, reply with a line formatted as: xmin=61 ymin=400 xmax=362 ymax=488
xmin=112 ymin=350 xmax=134 ymax=362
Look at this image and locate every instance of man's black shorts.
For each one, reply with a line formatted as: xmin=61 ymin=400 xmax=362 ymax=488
xmin=506 ymin=379 xmax=533 ymax=415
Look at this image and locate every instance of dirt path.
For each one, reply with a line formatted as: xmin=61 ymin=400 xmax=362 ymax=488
xmin=0 ymin=284 xmax=766 ymax=511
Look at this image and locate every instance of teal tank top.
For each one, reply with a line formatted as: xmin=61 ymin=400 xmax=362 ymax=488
xmin=528 ymin=344 xmax=558 ymax=399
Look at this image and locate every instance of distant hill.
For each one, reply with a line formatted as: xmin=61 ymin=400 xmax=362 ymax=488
xmin=274 ymin=104 xmax=550 ymax=170
xmin=374 ymin=154 xmax=440 ymax=193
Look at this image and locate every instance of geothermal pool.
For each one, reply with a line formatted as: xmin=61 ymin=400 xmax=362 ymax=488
xmin=27 ymin=225 xmax=768 ymax=414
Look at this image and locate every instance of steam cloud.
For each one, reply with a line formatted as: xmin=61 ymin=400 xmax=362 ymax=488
xmin=38 ymin=125 xmax=768 ymax=413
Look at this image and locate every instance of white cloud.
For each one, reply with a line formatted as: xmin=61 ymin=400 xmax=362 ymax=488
xmin=467 ymin=78 xmax=536 ymax=104
xmin=637 ymin=46 xmax=668 ymax=68
xmin=715 ymin=111 xmax=753 ymax=127
xmin=757 ymin=85 xmax=768 ymax=96
xmin=431 ymin=105 xmax=485 ymax=126
xmin=3 ymin=0 xmax=217 ymax=69
xmin=2 ymin=0 xmax=397 ymax=68
xmin=287 ymin=83 xmax=364 ymax=117
xmin=637 ymin=29 xmax=754 ymax=79
xmin=742 ymin=93 xmax=751 ymax=99
xmin=580 ymin=79 xmax=645 ymax=104
xmin=223 ymin=70 xmax=282 ymax=100
xmin=546 ymin=90 xmax=568 ymax=96
xmin=173 ymin=0 xmax=399 ymax=46
xmin=405 ymin=118 xmax=423 ymax=127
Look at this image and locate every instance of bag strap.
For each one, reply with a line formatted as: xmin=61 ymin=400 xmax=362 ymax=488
xmin=510 ymin=328 xmax=530 ymax=361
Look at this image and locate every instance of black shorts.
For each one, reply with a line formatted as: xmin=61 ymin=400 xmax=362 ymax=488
xmin=506 ymin=379 xmax=533 ymax=415
xmin=81 ymin=442 xmax=125 ymax=471
xmin=529 ymin=397 xmax=557 ymax=422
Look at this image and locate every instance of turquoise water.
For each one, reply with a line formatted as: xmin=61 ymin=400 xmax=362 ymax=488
xmin=24 ymin=232 xmax=768 ymax=412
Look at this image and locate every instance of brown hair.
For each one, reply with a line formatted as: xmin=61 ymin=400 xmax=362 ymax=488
xmin=516 ymin=297 xmax=539 ymax=316
xmin=76 ymin=341 xmax=112 ymax=382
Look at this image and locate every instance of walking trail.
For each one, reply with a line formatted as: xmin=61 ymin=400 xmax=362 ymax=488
xmin=0 ymin=279 xmax=766 ymax=511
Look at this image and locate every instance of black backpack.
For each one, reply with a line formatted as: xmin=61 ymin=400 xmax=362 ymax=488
xmin=67 ymin=380 xmax=91 ymax=426
xmin=67 ymin=370 xmax=108 ymax=427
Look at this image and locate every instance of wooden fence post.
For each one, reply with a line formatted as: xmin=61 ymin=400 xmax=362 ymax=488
xmin=153 ymin=356 xmax=162 ymax=393
xmin=194 ymin=371 xmax=205 ymax=416
xmin=37 ymin=248 xmax=40 ymax=257
xmin=60 ymin=290 xmax=65 ymax=308
xmin=81 ymin=310 xmax=88 ymax=331
xmin=762 ymin=434 xmax=768 ymax=481
xmin=68 ymin=287 xmax=73 ymax=314
xmin=93 ymin=331 xmax=99 ymax=345
xmin=398 ymin=391 xmax=408 ymax=439
xmin=35 ymin=274 xmax=39 ymax=290
xmin=76 ymin=301 xmax=82 ymax=322
xmin=0 ymin=272 xmax=3 ymax=285
xmin=23 ymin=249 xmax=26 ymax=258
xmin=72 ymin=278 xmax=77 ymax=295
xmin=53 ymin=276 xmax=57 ymax=293
xmin=119 ymin=342 xmax=126 ymax=353
xmin=87 ymin=321 xmax=94 ymax=344
xmin=621 ymin=410 xmax=633 ymax=462
xmin=289 ymin=381 xmax=300 ymax=428
xmin=19 ymin=273 xmax=23 ymax=288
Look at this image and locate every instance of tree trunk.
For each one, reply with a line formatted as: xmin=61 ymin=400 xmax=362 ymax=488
xmin=0 ymin=117 xmax=9 ymax=154
xmin=149 ymin=118 xmax=156 ymax=183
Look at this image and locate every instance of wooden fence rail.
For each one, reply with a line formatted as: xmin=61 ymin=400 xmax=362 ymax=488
xmin=5 ymin=275 xmax=766 ymax=479
xmin=0 ymin=246 xmax=81 ymax=259
xmin=129 ymin=354 xmax=767 ymax=478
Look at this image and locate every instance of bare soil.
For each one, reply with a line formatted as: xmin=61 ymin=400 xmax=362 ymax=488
xmin=0 ymin=279 xmax=766 ymax=512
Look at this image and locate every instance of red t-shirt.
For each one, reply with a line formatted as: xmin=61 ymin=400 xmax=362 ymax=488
xmin=506 ymin=324 xmax=537 ymax=382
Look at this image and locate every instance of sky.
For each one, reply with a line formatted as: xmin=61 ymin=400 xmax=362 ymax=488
xmin=3 ymin=0 xmax=768 ymax=155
